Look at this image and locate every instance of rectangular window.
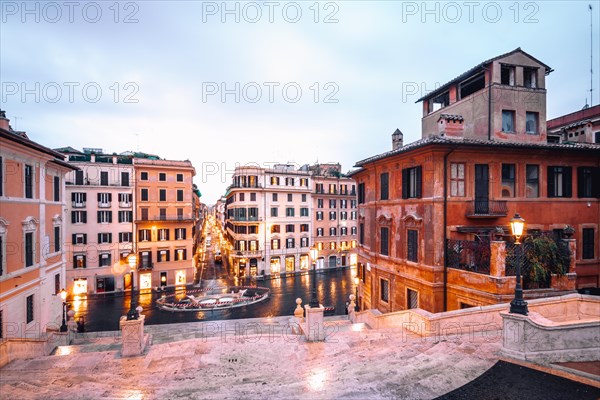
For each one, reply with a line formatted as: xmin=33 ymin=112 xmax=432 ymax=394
xmin=340 ymin=211 xmax=348 ymax=220
xmin=175 ymin=228 xmax=186 ymax=240
xmin=98 ymin=233 xmax=112 ymax=244
xmin=287 ymin=193 xmax=293 ymax=202
xmin=158 ymin=228 xmax=169 ymax=241
xmin=286 ymin=238 xmax=295 ymax=249
xmin=300 ymin=237 xmax=309 ymax=248
xmin=54 ymin=273 xmax=60 ymax=295
xmin=578 ymin=167 xmax=600 ymax=198
xmin=317 ymin=228 xmax=324 ymax=237
xmin=380 ymin=227 xmax=389 ymax=256
xmin=300 ymin=207 xmax=309 ymax=217
xmin=73 ymin=233 xmax=87 ymax=245
xmin=502 ymin=110 xmax=515 ymax=132
xmin=270 ymin=176 xmax=280 ymax=185
xmin=75 ymin=170 xmax=84 ymax=185
xmin=239 ymin=193 xmax=245 ymax=201
xmin=97 ymin=211 xmax=112 ymax=223
xmin=177 ymin=208 xmax=183 ymax=219
xmin=72 ymin=192 xmax=86 ymax=207
xmin=286 ymin=224 xmax=295 ymax=233
xmin=450 ymin=163 xmax=465 ymax=197
xmin=119 ymin=232 xmax=132 ymax=243
xmin=271 ymin=224 xmax=280 ymax=233
xmin=359 ymin=223 xmax=364 ymax=245
xmin=25 ymin=164 xmax=33 ymax=199
xmin=329 ymin=199 xmax=336 ymax=209
xmin=286 ymin=207 xmax=295 ymax=217
xmin=358 ymin=183 xmax=365 ymax=204
xmin=402 ymin=166 xmax=422 ymax=199
xmin=140 ymin=251 xmax=152 ymax=268
xmin=500 ymin=65 xmax=515 ymax=85
xmin=26 ymin=295 xmax=34 ymax=324
xmin=54 ymin=226 xmax=60 ymax=252
xmin=329 ymin=211 xmax=336 ymax=220
xmin=525 ymin=112 xmax=538 ymax=134
xmin=118 ymin=193 xmax=132 ymax=205
xmin=158 ymin=250 xmax=170 ymax=262
xmin=301 ymin=194 xmax=307 ymax=202
xmin=159 ymin=173 xmax=166 ymax=181
xmin=141 ymin=208 xmax=148 ymax=220
xmin=380 ymin=279 xmax=389 ymax=303
xmin=140 ymin=172 xmax=148 ymax=181
xmin=526 ymin=165 xmax=539 ymax=198
xmin=248 ymin=207 xmax=258 ymax=220
xmin=407 ymin=288 xmax=418 ymax=309
xmin=159 ymin=189 xmax=166 ymax=202
xmin=501 ymin=164 xmax=516 ymax=197
xmin=250 ymin=193 xmax=256 ymax=201
xmin=271 ymin=239 xmax=280 ymax=250
xmin=159 ymin=208 xmax=167 ymax=220
xmin=53 ymin=176 xmax=60 ymax=201
xmin=100 ymin=171 xmax=109 ymax=186
xmin=177 ymin=189 xmax=184 ymax=202
xmin=121 ymin=172 xmax=129 ymax=187
xmin=270 ymin=207 xmax=278 ymax=217
xmin=272 ymin=193 xmax=278 ymax=201
xmin=548 ymin=166 xmax=572 ymax=198
xmin=139 ymin=229 xmax=151 ymax=242
xmin=582 ymin=228 xmax=595 ymax=260
xmin=380 ymin=172 xmax=389 ymax=200
xmin=73 ymin=254 xmax=86 ymax=268
xmin=0 ymin=235 xmax=4 ymax=276
xmin=98 ymin=192 xmax=111 ymax=207
xmin=99 ymin=253 xmax=111 ymax=267
xmin=316 ymin=211 xmax=323 ymax=221
xmin=407 ymin=230 xmax=418 ymax=262
xmin=25 ymin=232 xmax=34 ymax=267
xmin=177 ymin=173 xmax=184 ymax=182
xmin=140 ymin=188 xmax=148 ymax=201
xmin=71 ymin=211 xmax=87 ymax=224
xmin=0 ymin=156 xmax=3 ymax=196
xmin=248 ymin=225 xmax=258 ymax=234
xmin=316 ymin=183 xmax=324 ymax=193
xmin=524 ymin=67 xmax=537 ymax=88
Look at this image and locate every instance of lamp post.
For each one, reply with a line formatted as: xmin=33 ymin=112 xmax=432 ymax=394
xmin=353 ymin=276 xmax=359 ymax=311
xmin=126 ymin=253 xmax=139 ymax=320
xmin=509 ymin=213 xmax=528 ymax=315
xmin=309 ymin=245 xmax=320 ymax=308
xmin=59 ymin=288 xmax=68 ymax=332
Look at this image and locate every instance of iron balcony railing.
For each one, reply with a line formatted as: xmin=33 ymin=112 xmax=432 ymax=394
xmin=466 ymin=200 xmax=508 ymax=217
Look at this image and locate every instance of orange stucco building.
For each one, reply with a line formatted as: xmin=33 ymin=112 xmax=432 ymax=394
xmin=352 ymin=49 xmax=600 ymax=314
xmin=0 ymin=111 xmax=76 ymax=338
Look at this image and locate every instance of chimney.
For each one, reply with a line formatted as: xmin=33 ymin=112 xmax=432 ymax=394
xmin=392 ymin=129 xmax=403 ymax=150
xmin=0 ymin=110 xmax=9 ymax=131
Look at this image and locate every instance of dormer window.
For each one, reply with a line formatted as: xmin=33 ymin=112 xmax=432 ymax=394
xmin=501 ymin=65 xmax=515 ymax=86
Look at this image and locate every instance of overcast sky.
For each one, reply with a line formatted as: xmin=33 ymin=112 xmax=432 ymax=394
xmin=1 ymin=1 xmax=598 ymax=203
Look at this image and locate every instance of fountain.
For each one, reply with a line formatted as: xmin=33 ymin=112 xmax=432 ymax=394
xmin=156 ymin=286 xmax=269 ymax=312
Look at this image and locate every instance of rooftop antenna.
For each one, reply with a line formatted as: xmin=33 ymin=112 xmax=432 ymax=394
xmin=590 ymin=4 xmax=594 ymax=105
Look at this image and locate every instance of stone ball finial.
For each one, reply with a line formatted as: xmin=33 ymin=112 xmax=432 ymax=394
xmin=349 ymin=294 xmax=356 ymax=302
xmin=136 ymin=305 xmax=143 ymax=314
xmin=296 ymin=298 xmax=302 ymax=306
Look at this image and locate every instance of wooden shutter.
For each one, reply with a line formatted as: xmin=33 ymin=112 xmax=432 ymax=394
xmin=83 ymin=234 xmax=87 ymax=244
xmin=416 ymin=166 xmax=422 ymax=198
xmin=564 ymin=167 xmax=572 ymax=198
xmin=547 ymin=166 xmax=556 ymax=197
xmin=402 ymin=169 xmax=409 ymax=199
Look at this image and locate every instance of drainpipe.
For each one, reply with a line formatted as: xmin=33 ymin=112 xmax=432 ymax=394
xmin=443 ymin=148 xmax=454 ymax=312
xmin=487 ymin=66 xmax=492 ymax=141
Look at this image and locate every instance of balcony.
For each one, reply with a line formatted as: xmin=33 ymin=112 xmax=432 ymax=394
xmin=119 ymin=202 xmax=132 ymax=208
xmin=72 ymin=202 xmax=86 ymax=208
xmin=136 ymin=214 xmax=194 ymax=222
xmin=466 ymin=200 xmax=508 ymax=218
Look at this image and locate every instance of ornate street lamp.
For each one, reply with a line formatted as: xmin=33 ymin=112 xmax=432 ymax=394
xmin=59 ymin=288 xmax=68 ymax=332
xmin=126 ymin=252 xmax=139 ymax=320
xmin=353 ymin=276 xmax=360 ymax=311
xmin=509 ymin=213 xmax=528 ymax=315
xmin=309 ymin=245 xmax=320 ymax=308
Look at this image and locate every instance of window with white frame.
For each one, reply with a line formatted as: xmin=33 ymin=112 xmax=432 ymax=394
xmin=71 ymin=211 xmax=87 ymax=224
xmin=330 ymin=227 xmax=337 ymax=236
xmin=316 ymin=211 xmax=323 ymax=220
xmin=286 ymin=238 xmax=295 ymax=248
xmin=119 ymin=232 xmax=132 ymax=243
xmin=118 ymin=211 xmax=132 ymax=223
xmin=158 ymin=228 xmax=169 ymax=241
xmin=98 ymin=232 xmax=112 ymax=244
xmin=23 ymin=218 xmax=37 ymax=268
xmin=450 ymin=163 xmax=465 ymax=197
xmin=73 ymin=233 xmax=87 ymax=245
xmin=98 ymin=192 xmax=111 ymax=207
xmin=97 ymin=211 xmax=112 ymax=223
xmin=317 ymin=227 xmax=324 ymax=237
xmin=300 ymin=237 xmax=309 ymax=247
xmin=175 ymin=228 xmax=186 ymax=240
xmin=118 ymin=193 xmax=132 ymax=206
xmin=73 ymin=254 xmax=86 ymax=268
xmin=139 ymin=229 xmax=151 ymax=242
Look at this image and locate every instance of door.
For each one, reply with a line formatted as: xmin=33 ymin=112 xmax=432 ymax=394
xmin=474 ymin=164 xmax=489 ymax=214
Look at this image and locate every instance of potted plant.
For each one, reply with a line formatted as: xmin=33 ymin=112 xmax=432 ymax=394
xmin=563 ymin=225 xmax=575 ymax=239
